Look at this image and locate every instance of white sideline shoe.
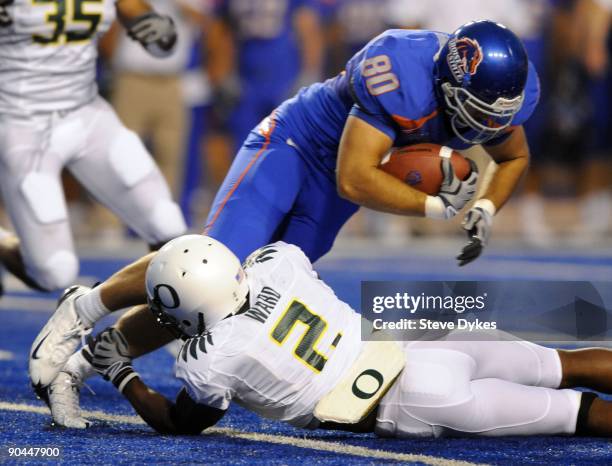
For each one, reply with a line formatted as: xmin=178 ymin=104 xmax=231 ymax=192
xmin=48 ymin=371 xmax=91 ymax=429
xmin=29 ymin=286 xmax=92 ymax=398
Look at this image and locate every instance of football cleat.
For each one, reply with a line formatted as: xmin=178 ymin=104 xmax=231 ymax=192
xmin=29 ymin=285 xmax=92 ymax=396
xmin=48 ymin=371 xmax=91 ymax=429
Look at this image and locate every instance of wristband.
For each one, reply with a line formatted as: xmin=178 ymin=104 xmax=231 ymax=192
xmin=113 ymin=365 xmax=139 ymax=393
xmin=425 ymin=195 xmax=449 ymax=219
xmin=472 ymin=198 xmax=496 ymax=217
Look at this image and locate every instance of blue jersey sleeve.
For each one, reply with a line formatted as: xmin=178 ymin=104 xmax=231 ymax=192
xmin=348 ymin=102 xmax=397 ymax=140
xmin=346 ymin=30 xmax=441 ymax=141
xmin=346 ymin=33 xmax=402 ymax=140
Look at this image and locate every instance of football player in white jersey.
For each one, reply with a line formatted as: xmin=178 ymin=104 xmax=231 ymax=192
xmin=48 ymin=235 xmax=612 ymax=436
xmin=0 ymin=0 xmax=187 ymax=293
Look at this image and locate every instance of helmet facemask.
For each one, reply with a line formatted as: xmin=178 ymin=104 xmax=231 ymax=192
xmin=145 ymin=235 xmax=250 ymax=340
xmin=147 ymin=289 xmax=205 ymax=341
xmin=441 ymin=82 xmax=524 ymax=144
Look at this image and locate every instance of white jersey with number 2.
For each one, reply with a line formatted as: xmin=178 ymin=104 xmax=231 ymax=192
xmin=0 ymin=0 xmax=115 ymax=117
xmin=174 ymin=242 xmax=364 ymax=428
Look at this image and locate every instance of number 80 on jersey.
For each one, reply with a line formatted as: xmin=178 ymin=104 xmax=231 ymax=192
xmin=362 ymin=55 xmax=400 ymax=96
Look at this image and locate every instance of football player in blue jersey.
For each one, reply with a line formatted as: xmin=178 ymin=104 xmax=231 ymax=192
xmin=205 ymin=20 xmax=539 ymax=265
xmin=30 ymin=21 xmax=541 ymax=423
xmin=204 ymin=0 xmax=323 ymax=187
xmin=317 ymin=0 xmax=391 ymax=73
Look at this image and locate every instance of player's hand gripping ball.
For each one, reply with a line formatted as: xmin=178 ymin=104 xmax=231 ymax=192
xmin=380 ymin=143 xmax=478 ymax=218
xmin=379 ymin=143 xmax=471 ymax=195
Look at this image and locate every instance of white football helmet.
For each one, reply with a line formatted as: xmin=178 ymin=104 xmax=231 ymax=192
xmin=145 ymin=235 xmax=249 ymax=338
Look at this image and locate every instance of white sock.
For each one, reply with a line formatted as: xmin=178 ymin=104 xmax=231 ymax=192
xmin=75 ymin=287 xmax=111 ymax=328
xmin=63 ymin=348 xmax=96 ymax=383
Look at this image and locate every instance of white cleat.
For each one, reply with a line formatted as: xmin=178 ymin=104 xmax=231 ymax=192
xmin=29 ymin=285 xmax=92 ymax=398
xmin=48 ymin=371 xmax=91 ymax=429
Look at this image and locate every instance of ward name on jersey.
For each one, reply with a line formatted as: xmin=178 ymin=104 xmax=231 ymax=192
xmin=174 ymin=242 xmax=364 ymax=429
xmin=0 ymin=0 xmax=115 ymax=116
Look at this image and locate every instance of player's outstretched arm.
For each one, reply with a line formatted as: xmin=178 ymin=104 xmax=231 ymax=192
xmin=293 ymin=4 xmax=324 ymax=89
xmin=123 ymin=381 xmax=226 ymax=435
xmin=337 ymin=116 xmax=476 ymax=219
xmin=115 ymin=0 xmax=177 ymax=57
xmin=91 ymin=328 xmax=225 ymax=434
xmin=457 ymin=126 xmax=530 ymax=266
xmin=480 ymin=126 xmax=530 ymax=211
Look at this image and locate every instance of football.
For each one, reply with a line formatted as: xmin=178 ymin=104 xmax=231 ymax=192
xmin=379 ymin=143 xmax=472 ymax=195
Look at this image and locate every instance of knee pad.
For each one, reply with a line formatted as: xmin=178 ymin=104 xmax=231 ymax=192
xmin=148 ymin=199 xmax=187 ymax=243
xmin=20 ymin=173 xmax=67 ymax=224
xmin=27 ymin=250 xmax=78 ymax=291
xmin=401 ymin=349 xmax=474 ymax=406
xmin=109 ymin=128 xmax=155 ymax=189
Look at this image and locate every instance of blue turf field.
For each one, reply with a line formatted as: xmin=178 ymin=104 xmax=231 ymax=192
xmin=1 ymin=247 xmax=612 ymax=465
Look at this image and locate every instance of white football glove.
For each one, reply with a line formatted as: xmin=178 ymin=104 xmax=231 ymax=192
xmin=426 ymin=159 xmax=479 ymax=219
xmin=126 ymin=13 xmax=177 ymax=57
xmin=457 ymin=200 xmax=495 ymax=266
xmin=89 ymin=328 xmax=139 ymax=393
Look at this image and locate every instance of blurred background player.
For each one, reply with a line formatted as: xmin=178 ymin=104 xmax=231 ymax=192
xmin=204 ymin=0 xmax=323 ymax=187
xmin=564 ymin=0 xmax=612 ymax=243
xmin=317 ymin=0 xmax=392 ymax=75
xmin=0 ymin=0 xmax=187 ymax=292
xmin=92 ymin=0 xmax=210 ymax=243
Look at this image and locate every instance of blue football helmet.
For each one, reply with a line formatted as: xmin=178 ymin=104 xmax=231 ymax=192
xmin=435 ymin=20 xmax=528 ymax=144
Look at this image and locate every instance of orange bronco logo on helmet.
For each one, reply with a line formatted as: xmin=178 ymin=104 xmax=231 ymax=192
xmin=446 ymin=37 xmax=484 ymax=84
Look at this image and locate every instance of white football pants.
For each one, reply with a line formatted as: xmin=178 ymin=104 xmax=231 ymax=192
xmin=0 ymin=97 xmax=187 ymax=290
xmin=376 ymin=330 xmax=581 ymax=437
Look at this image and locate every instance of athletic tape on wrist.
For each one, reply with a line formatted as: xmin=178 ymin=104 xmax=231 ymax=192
xmin=114 ymin=366 xmax=139 ymax=393
xmin=425 ymin=196 xmax=445 ymax=219
xmin=472 ymin=198 xmax=496 ymax=216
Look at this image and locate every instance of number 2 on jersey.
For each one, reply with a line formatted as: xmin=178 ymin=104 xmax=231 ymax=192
xmin=270 ymin=300 xmax=341 ymax=373
xmin=32 ymin=0 xmax=102 ymax=45
xmin=362 ymin=55 xmax=400 ymax=96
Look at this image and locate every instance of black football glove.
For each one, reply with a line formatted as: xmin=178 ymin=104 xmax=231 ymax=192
xmin=89 ymin=328 xmax=139 ymax=393
xmin=210 ymin=74 xmax=242 ymax=122
xmin=126 ymin=12 xmax=177 ymax=57
xmin=457 ymin=203 xmax=494 ymax=266
xmin=0 ymin=0 xmax=13 ymax=27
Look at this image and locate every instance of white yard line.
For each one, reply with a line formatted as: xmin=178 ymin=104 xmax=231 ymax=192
xmin=0 ymin=350 xmax=14 ymax=360
xmin=0 ymin=401 xmax=482 ymax=466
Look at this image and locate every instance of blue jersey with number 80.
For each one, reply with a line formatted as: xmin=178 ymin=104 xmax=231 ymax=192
xmin=272 ymin=29 xmax=540 ymax=175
